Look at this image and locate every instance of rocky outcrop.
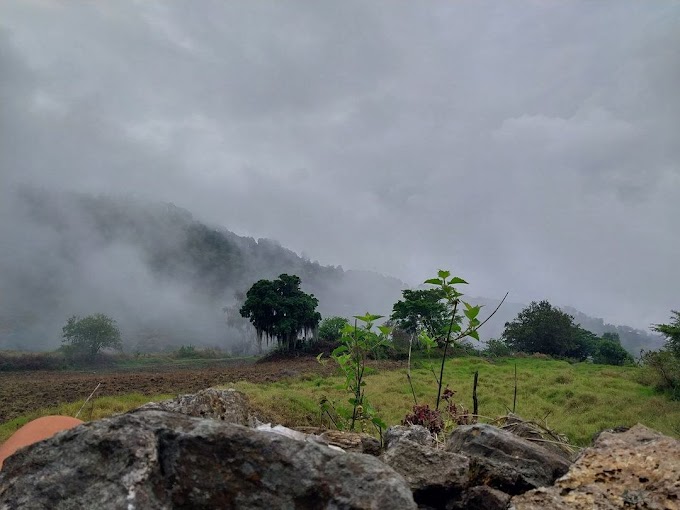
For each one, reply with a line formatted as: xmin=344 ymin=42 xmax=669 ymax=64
xmin=3 ymin=388 xmax=677 ymax=510
xmin=447 ymin=423 xmax=571 ymax=495
xmin=0 ymin=410 xmax=416 ymax=509
xmin=136 ymin=387 xmax=253 ymax=425
xmin=510 ymin=424 xmax=680 ymax=510
xmin=384 ymin=424 xmax=435 ymax=449
xmin=381 ymin=439 xmax=469 ymax=508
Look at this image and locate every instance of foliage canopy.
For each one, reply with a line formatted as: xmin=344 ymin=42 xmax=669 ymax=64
xmin=239 ymin=274 xmax=321 ymax=351
xmin=390 ymin=288 xmax=449 ymax=338
xmin=62 ymin=313 xmax=122 ymax=359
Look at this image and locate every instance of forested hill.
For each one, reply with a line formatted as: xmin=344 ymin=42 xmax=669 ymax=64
xmin=0 ymin=190 xmax=663 ymax=355
xmin=0 ymin=190 xmax=406 ymax=350
xmin=563 ymin=306 xmax=665 ymax=355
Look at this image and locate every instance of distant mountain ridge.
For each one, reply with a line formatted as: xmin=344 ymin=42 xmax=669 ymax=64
xmin=0 ymin=190 xmax=663 ymax=355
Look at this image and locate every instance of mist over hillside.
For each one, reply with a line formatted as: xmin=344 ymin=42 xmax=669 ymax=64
xmin=0 ymin=189 xmax=407 ymax=351
xmin=0 ymin=190 xmax=662 ymax=355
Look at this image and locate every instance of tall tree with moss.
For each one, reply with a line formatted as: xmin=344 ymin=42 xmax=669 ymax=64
xmin=239 ymin=274 xmax=321 ymax=351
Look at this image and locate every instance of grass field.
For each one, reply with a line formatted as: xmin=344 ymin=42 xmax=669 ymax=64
xmin=232 ymin=357 xmax=680 ymax=446
xmin=2 ymin=357 xmax=679 ymax=447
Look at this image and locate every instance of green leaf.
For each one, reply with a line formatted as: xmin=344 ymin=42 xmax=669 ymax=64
xmin=449 ymin=277 xmax=468 ymax=285
xmin=354 ymin=313 xmax=383 ymax=323
xmin=378 ymin=325 xmax=392 ymax=336
xmin=468 ymin=329 xmax=480 ymax=341
xmin=437 ymin=269 xmax=451 ymax=279
xmin=331 ymin=345 xmax=349 ymax=356
xmin=418 ymin=331 xmax=437 ymax=350
xmin=464 ymin=305 xmax=481 ymax=320
xmin=424 ymin=278 xmax=442 ymax=286
xmin=371 ymin=417 xmax=387 ymax=429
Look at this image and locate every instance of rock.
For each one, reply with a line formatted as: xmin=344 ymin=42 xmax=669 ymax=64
xmin=510 ymin=424 xmax=680 ymax=510
xmin=384 ymin=425 xmax=435 ymax=449
xmin=294 ymin=426 xmax=382 ymax=456
xmin=381 ymin=439 xmax=469 ymax=509
xmin=457 ymin=486 xmax=511 ymax=510
xmin=0 ymin=409 xmax=416 ymax=509
xmin=447 ymin=424 xmax=571 ymax=495
xmin=136 ymin=387 xmax=253 ymax=425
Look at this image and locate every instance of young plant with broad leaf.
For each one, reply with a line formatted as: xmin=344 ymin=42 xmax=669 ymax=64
xmin=318 ymin=313 xmax=390 ymax=435
xmin=416 ymin=270 xmax=507 ymax=410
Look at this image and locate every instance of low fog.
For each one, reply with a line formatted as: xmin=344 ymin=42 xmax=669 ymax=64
xmin=1 ymin=1 xmax=678 ymax=350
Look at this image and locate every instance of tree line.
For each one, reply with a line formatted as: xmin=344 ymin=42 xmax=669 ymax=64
xmin=59 ymin=272 xmax=678 ymax=398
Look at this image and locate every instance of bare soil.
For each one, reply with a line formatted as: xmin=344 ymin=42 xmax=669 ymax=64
xmin=0 ymin=358 xmax=404 ymax=423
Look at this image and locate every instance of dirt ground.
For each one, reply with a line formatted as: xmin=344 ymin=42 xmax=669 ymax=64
xmin=0 ymin=358 xmax=403 ymax=424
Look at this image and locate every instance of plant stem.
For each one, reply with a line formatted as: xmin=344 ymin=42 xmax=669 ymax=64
xmin=436 ymin=300 xmax=458 ymax=410
xmin=513 ymin=363 xmax=518 ymax=413
xmin=350 ymin=319 xmax=359 ymax=430
xmin=472 ymin=370 xmax=479 ymax=419
xmin=407 ymin=333 xmax=418 ymax=405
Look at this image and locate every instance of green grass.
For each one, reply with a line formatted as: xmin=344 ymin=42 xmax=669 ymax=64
xmin=231 ymin=357 xmax=680 ymax=446
xmin=2 ymin=357 xmax=679 ymax=448
xmin=0 ymin=393 xmax=174 ymax=444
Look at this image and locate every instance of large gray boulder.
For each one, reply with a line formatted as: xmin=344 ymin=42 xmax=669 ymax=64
xmin=510 ymin=424 xmax=680 ymax=509
xmin=384 ymin=425 xmax=435 ymax=450
xmin=381 ymin=439 xmax=469 ymax=508
xmin=136 ymin=387 xmax=253 ymax=425
xmin=0 ymin=409 xmax=416 ymax=509
xmin=447 ymin=424 xmax=571 ymax=495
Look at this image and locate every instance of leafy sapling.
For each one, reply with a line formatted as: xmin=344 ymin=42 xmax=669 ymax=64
xmin=419 ymin=270 xmax=508 ymax=410
xmin=318 ymin=313 xmax=389 ymax=434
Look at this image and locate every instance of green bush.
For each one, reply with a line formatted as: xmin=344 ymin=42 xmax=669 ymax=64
xmin=592 ymin=339 xmax=634 ymax=366
xmin=482 ymin=338 xmax=512 ymax=358
xmin=175 ymin=345 xmax=200 ymax=359
xmin=640 ymin=349 xmax=680 ymax=400
xmin=318 ymin=316 xmax=349 ymax=343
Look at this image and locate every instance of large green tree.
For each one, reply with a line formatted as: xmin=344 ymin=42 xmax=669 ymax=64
xmin=390 ymin=288 xmax=449 ymax=339
xmin=502 ymin=301 xmax=584 ymax=358
xmin=62 ymin=313 xmax=122 ymax=359
xmin=239 ymin=274 xmax=321 ymax=351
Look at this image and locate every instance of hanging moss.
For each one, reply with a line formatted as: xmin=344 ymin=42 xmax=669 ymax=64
xmin=240 ymin=274 xmax=321 ymax=351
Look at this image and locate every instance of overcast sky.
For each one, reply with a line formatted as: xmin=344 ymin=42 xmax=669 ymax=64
xmin=1 ymin=1 xmax=678 ymax=330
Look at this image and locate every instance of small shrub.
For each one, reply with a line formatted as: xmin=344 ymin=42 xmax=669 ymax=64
xmin=175 ymin=345 xmax=200 ymax=359
xmin=318 ymin=316 xmax=349 ymax=343
xmin=640 ymin=349 xmax=680 ymax=400
xmin=483 ymin=338 xmax=512 ymax=358
xmin=403 ymin=404 xmax=444 ymax=434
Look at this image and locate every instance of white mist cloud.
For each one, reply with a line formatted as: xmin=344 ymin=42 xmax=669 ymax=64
xmin=0 ymin=1 xmax=678 ymax=332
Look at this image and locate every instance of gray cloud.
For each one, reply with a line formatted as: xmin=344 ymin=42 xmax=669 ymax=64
xmin=1 ymin=0 xmax=678 ymax=331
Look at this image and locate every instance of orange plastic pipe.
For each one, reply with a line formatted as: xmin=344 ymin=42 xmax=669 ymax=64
xmin=0 ymin=415 xmax=83 ymax=470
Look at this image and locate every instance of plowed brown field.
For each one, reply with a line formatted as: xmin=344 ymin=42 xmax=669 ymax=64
xmin=0 ymin=358 xmax=404 ymax=424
